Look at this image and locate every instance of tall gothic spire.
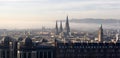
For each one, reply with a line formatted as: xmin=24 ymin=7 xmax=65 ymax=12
xmin=60 ymin=21 xmax=63 ymax=33
xmin=55 ymin=21 xmax=59 ymax=35
xmin=65 ymin=16 xmax=70 ymax=36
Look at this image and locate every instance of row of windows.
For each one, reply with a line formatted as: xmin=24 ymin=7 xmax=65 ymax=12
xmin=58 ymin=46 xmax=120 ymax=49
xmin=59 ymin=49 xmax=120 ymax=53
xmin=57 ymin=54 xmax=120 ymax=57
xmin=19 ymin=52 xmax=53 ymax=58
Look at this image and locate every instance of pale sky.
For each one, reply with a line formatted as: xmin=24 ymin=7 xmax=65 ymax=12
xmin=0 ymin=0 xmax=120 ymax=29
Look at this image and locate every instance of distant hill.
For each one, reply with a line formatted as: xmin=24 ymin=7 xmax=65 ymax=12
xmin=60 ymin=18 xmax=120 ymax=31
xmin=65 ymin=18 xmax=120 ymax=24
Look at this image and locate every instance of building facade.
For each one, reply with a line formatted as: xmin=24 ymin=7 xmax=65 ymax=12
xmin=17 ymin=37 xmax=55 ymax=58
xmin=56 ymin=43 xmax=120 ymax=58
xmin=0 ymin=36 xmax=17 ymax=58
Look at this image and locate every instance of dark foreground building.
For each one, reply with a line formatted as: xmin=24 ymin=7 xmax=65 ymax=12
xmin=1 ymin=36 xmax=120 ymax=58
xmin=17 ymin=37 xmax=55 ymax=58
xmin=55 ymin=43 xmax=120 ymax=58
xmin=0 ymin=36 xmax=17 ymax=58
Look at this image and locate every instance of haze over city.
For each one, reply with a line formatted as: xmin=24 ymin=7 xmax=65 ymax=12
xmin=0 ymin=0 xmax=120 ymax=58
xmin=0 ymin=0 xmax=120 ymax=29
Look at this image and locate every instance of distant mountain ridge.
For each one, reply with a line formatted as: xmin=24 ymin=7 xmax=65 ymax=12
xmin=67 ymin=18 xmax=120 ymax=24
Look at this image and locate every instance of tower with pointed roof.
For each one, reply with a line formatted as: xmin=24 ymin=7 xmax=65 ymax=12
xmin=55 ymin=21 xmax=59 ymax=35
xmin=59 ymin=21 xmax=63 ymax=33
xmin=116 ymin=21 xmax=120 ymax=43
xmin=64 ymin=16 xmax=71 ymax=36
xmin=98 ymin=24 xmax=103 ymax=42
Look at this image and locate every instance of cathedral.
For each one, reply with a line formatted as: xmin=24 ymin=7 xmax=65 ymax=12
xmin=55 ymin=16 xmax=71 ymax=38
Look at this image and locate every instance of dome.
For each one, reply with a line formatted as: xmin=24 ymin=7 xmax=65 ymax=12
xmin=2 ymin=36 xmax=12 ymax=46
xmin=42 ymin=38 xmax=48 ymax=42
xmin=24 ymin=37 xmax=33 ymax=47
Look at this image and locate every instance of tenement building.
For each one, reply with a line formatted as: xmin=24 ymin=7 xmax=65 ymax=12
xmin=0 ymin=36 xmax=17 ymax=58
xmin=55 ymin=42 xmax=120 ymax=58
xmin=17 ymin=37 xmax=55 ymax=58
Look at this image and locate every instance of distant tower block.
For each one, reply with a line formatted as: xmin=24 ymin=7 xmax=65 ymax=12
xmin=98 ymin=24 xmax=103 ymax=42
xmin=55 ymin=21 xmax=59 ymax=35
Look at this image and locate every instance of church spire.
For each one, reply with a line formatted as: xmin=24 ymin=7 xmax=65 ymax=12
xmin=65 ymin=16 xmax=70 ymax=36
xmin=55 ymin=21 xmax=59 ymax=35
xmin=60 ymin=21 xmax=63 ymax=33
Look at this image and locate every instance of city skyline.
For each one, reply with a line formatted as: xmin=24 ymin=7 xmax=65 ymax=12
xmin=0 ymin=0 xmax=120 ymax=58
xmin=0 ymin=0 xmax=120 ymax=29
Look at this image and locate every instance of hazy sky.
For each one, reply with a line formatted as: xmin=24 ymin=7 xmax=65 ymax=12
xmin=0 ymin=0 xmax=120 ymax=29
